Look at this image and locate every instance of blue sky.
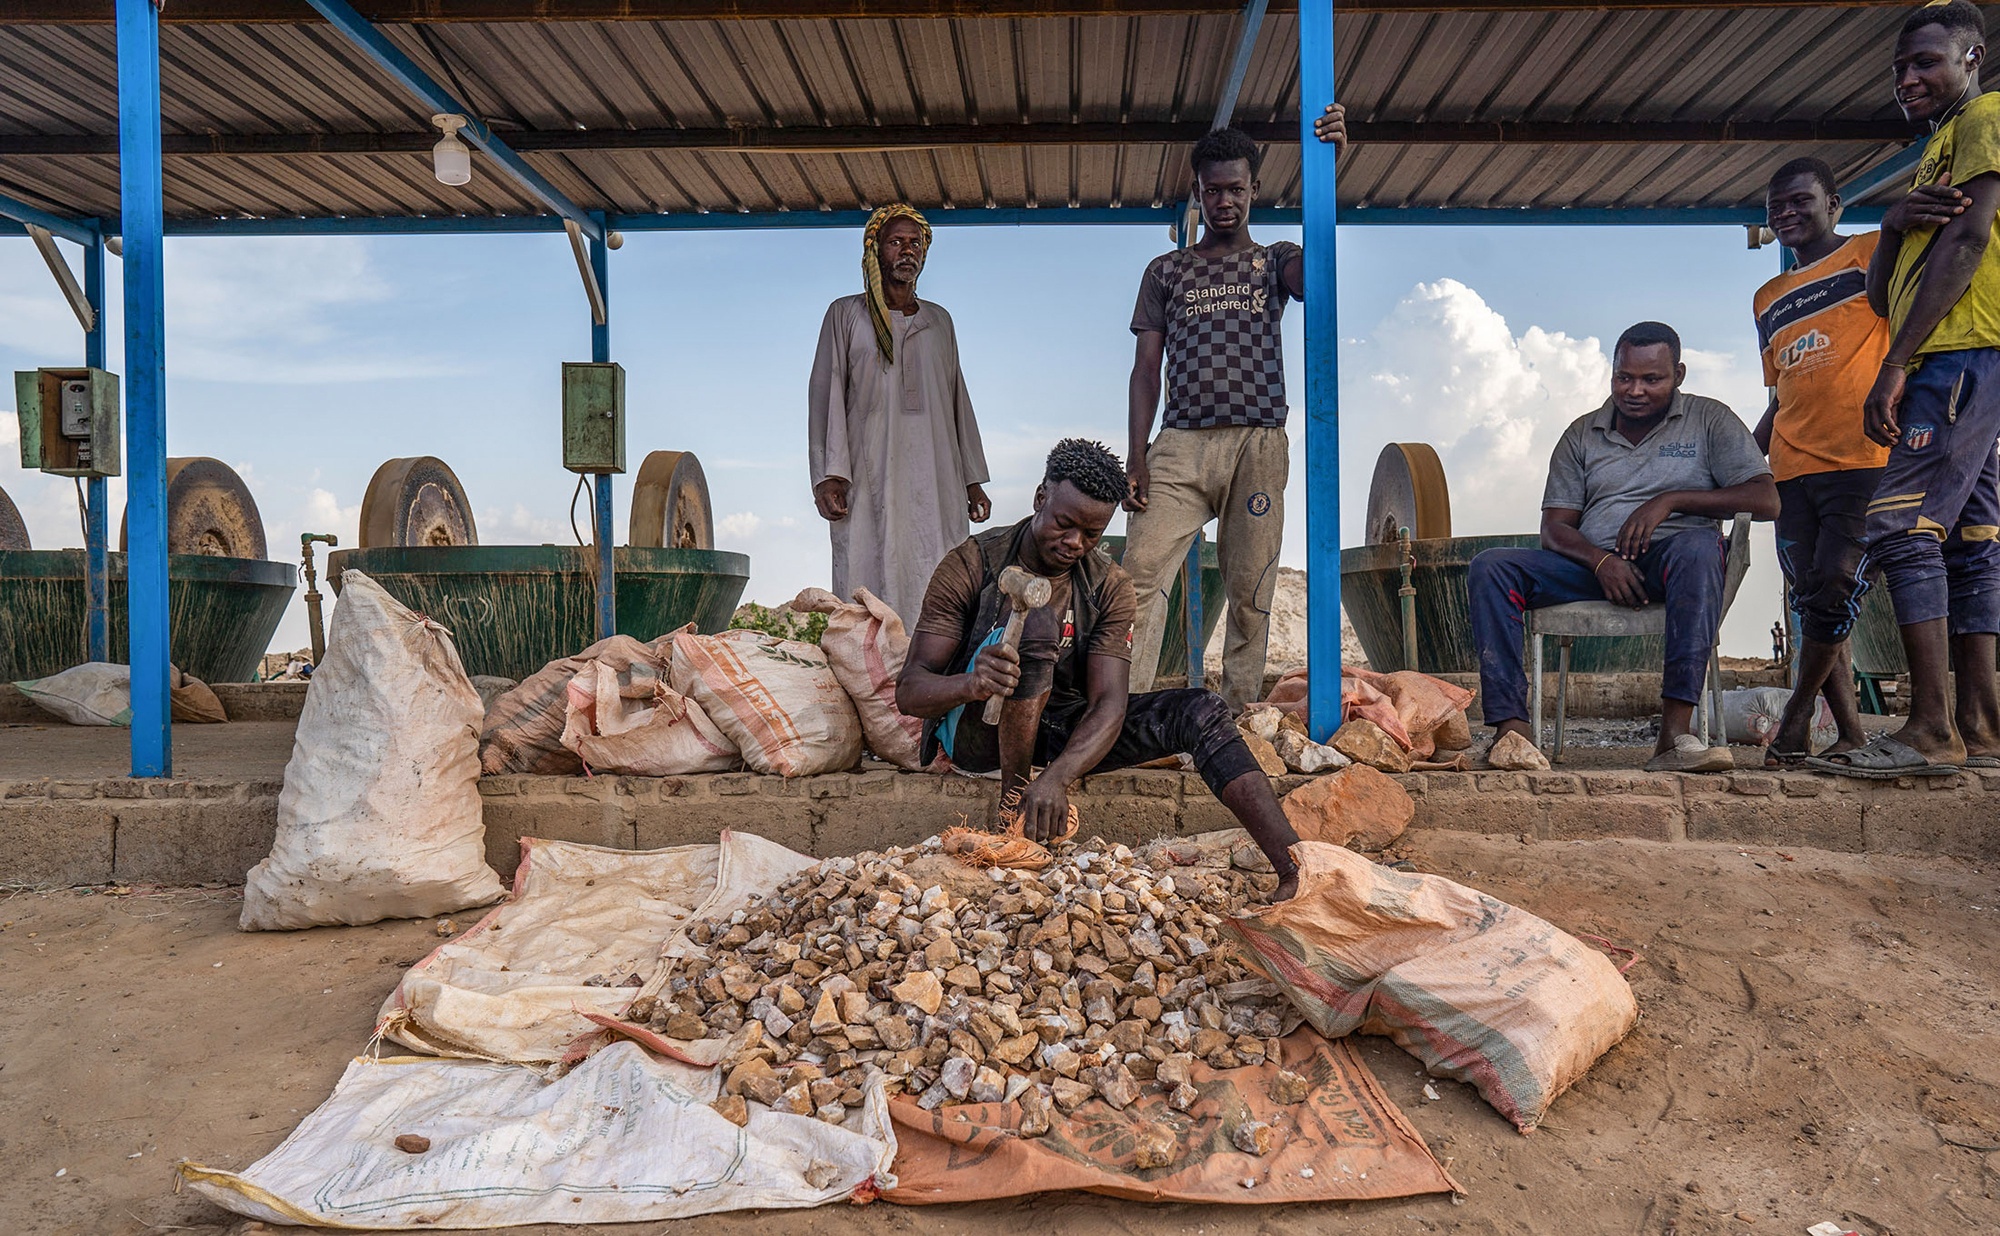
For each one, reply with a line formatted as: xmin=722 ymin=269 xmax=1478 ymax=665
xmin=1 ymin=217 xmax=1793 ymax=662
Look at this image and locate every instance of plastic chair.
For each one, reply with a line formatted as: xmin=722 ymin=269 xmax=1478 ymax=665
xmin=1527 ymin=514 xmax=1754 ymax=762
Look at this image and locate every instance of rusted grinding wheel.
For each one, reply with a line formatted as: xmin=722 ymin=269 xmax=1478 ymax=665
xmin=628 ymin=450 xmax=714 ymax=550
xmin=359 ymin=456 xmax=478 ymax=548
xmin=1365 ymin=442 xmax=1452 ymax=544
xmin=0 ymin=484 xmax=28 ymax=550
xmin=118 ymin=456 xmax=267 ymax=558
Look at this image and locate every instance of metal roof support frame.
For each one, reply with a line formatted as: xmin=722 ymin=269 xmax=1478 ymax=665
xmin=589 ymin=212 xmax=615 ymax=641
xmin=117 ymin=0 xmax=170 ymax=777
xmin=1300 ymin=0 xmax=1340 ymax=743
xmin=84 ymin=227 xmax=109 ymax=665
xmin=300 ymin=0 xmax=603 ymax=244
xmin=0 ymin=190 xmax=97 ymax=247
xmin=25 ymin=224 xmax=96 ymax=333
xmin=1839 ymin=142 xmax=1923 ymax=207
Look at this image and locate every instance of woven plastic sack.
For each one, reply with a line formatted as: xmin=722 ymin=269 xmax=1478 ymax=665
xmin=791 ymin=585 xmax=929 ymax=769
xmin=478 ymin=630 xmax=681 ymax=774
xmin=1227 ymin=842 xmax=1636 ymax=1132
xmin=16 ymin=661 xmax=227 ymax=725
xmin=559 ymin=657 xmax=740 ymax=776
xmin=241 ymin=572 xmax=503 ymax=931
xmin=671 ymin=629 xmax=862 ymax=777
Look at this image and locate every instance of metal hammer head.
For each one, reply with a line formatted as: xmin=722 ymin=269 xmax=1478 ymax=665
xmin=996 ymin=565 xmax=1053 ymax=611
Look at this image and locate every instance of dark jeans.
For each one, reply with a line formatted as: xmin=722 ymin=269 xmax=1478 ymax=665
xmin=1468 ymin=532 xmax=1726 ymax=726
xmin=949 ymin=687 xmax=1262 ymax=797
xmin=1848 ymin=348 xmax=2000 ymax=637
xmin=1776 ymin=467 xmax=1882 ymax=644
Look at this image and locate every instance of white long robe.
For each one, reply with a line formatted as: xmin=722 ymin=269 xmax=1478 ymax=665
xmin=808 ymin=294 xmax=989 ymax=624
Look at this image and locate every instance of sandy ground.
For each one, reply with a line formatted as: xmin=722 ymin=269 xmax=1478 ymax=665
xmin=3 ymin=831 xmax=1995 ymax=1236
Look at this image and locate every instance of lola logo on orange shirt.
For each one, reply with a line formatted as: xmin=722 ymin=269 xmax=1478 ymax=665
xmin=1778 ymin=329 xmax=1831 ymax=369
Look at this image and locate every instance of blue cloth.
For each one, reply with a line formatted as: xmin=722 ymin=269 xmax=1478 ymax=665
xmin=1468 ymin=533 xmax=1726 ymax=726
xmin=1848 ymin=348 xmax=2000 ymax=637
xmin=936 ymin=624 xmax=1007 ymax=761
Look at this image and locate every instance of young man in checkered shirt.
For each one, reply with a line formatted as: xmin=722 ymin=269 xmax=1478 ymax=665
xmin=1123 ymin=110 xmax=1343 ymax=711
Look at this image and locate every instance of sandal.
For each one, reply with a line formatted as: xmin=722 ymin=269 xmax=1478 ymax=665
xmin=1762 ymin=746 xmax=1812 ymax=770
xmin=1805 ymin=734 xmax=1960 ymax=780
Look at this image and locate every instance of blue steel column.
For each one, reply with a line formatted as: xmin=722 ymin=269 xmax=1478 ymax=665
xmin=117 ymin=0 xmax=170 ymax=776
xmin=590 ymin=213 xmax=615 ymax=640
xmin=1300 ymin=0 xmax=1341 ymax=742
xmin=83 ymin=224 xmax=109 ymax=664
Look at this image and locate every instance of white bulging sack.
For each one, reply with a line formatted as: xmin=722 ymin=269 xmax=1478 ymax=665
xmin=240 ymin=571 xmax=503 ymax=931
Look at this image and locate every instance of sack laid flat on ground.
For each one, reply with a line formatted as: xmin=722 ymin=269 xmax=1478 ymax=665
xmin=886 ymin=1029 xmax=1458 ymax=1204
xmin=178 ymin=1041 xmax=898 ymax=1229
xmin=672 ymin=628 xmax=863 ymax=777
xmin=241 ymin=571 xmax=503 ymax=931
xmin=791 ymin=585 xmax=930 ymax=770
xmin=14 ymin=661 xmax=227 ymax=725
xmin=1228 ymin=841 xmax=1637 ymax=1133
xmin=380 ymin=832 xmax=815 ymax=1069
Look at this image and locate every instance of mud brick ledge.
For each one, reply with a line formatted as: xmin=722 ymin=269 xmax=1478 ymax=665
xmin=4 ymin=764 xmax=1996 ymax=890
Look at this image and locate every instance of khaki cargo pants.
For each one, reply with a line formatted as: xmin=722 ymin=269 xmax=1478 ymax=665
xmin=1123 ymin=424 xmax=1287 ymax=710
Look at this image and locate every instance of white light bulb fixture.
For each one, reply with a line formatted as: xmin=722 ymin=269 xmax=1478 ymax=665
xmin=432 ymin=113 xmax=472 ymax=186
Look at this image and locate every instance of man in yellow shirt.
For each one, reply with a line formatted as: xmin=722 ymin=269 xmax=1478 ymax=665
xmin=1751 ymin=157 xmax=1891 ymax=766
xmin=1816 ymin=0 xmax=2000 ymax=777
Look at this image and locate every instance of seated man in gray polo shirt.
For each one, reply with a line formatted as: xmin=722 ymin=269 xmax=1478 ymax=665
xmin=1468 ymin=321 xmax=1779 ymax=772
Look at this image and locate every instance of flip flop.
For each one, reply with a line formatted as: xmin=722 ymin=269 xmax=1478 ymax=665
xmin=1805 ymin=734 xmax=1960 ymax=780
xmin=1966 ymin=755 xmax=2000 ymax=769
xmin=1762 ymin=746 xmax=1812 ymax=770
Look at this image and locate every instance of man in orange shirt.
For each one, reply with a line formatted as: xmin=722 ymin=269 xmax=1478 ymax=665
xmin=1751 ymin=156 xmax=1892 ymax=766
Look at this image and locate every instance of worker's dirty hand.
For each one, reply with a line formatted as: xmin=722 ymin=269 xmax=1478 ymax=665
xmin=1883 ymin=173 xmax=1966 ymax=234
xmin=1865 ymin=364 xmax=1906 ymax=446
xmin=1312 ymin=102 xmax=1347 ymax=155
xmin=1615 ymin=495 xmax=1675 ymax=560
xmin=1593 ymin=554 xmax=1648 ymax=608
xmin=1016 ymin=776 xmax=1073 ymax=843
xmin=812 ymin=477 xmax=851 ymax=522
xmin=969 ymin=641 xmax=1021 ymax=702
xmin=1123 ymin=457 xmax=1150 ymax=513
xmin=967 ymin=483 xmax=992 ymax=524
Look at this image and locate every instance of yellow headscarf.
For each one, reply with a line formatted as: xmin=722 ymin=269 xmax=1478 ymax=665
xmin=863 ymin=204 xmax=932 ymax=364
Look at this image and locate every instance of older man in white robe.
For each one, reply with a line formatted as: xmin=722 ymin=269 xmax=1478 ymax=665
xmin=808 ymin=204 xmax=991 ymax=623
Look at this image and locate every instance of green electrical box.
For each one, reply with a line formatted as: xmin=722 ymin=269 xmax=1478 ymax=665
xmin=561 ymin=361 xmax=625 ymax=475
xmin=14 ymin=367 xmax=120 ymax=479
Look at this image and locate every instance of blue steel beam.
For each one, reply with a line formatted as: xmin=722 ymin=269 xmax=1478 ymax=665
xmin=301 ymin=0 xmax=602 ymax=243
xmin=135 ymin=204 xmax=1885 ymax=237
xmin=1299 ymin=0 xmax=1340 ymax=744
xmin=589 ymin=212 xmax=615 ymax=642
xmin=84 ymin=225 xmax=109 ymax=665
xmin=1838 ymin=141 xmax=1923 ymax=205
xmin=1213 ymin=0 xmax=1270 ymax=130
xmin=0 ymin=190 xmax=97 ymax=246
xmin=117 ymin=0 xmax=170 ymax=777
xmin=1170 ymin=0 xmax=1267 ymax=686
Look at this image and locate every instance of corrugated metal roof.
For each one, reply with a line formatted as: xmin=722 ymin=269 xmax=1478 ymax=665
xmin=0 ymin=6 xmax=1951 ymax=224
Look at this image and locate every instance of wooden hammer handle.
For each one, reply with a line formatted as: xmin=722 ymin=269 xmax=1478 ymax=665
xmin=981 ymin=606 xmax=1030 ymax=725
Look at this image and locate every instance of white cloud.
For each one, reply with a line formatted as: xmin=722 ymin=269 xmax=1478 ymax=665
xmin=162 ymin=238 xmax=462 ymax=384
xmin=1323 ymin=279 xmax=1783 ymax=658
xmin=478 ymin=503 xmax=569 ymax=546
xmin=1336 ymin=278 xmax=1610 ymax=540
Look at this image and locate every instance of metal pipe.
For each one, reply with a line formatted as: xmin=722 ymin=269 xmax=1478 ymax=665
xmin=301 ymin=534 xmax=338 ymax=666
xmin=117 ymin=0 xmax=170 ymax=777
xmin=590 ymin=212 xmax=616 ymax=641
xmin=1397 ymin=525 xmax=1418 ymax=672
xmin=1299 ymin=0 xmax=1341 ymax=742
xmin=83 ymin=224 xmax=108 ymax=665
